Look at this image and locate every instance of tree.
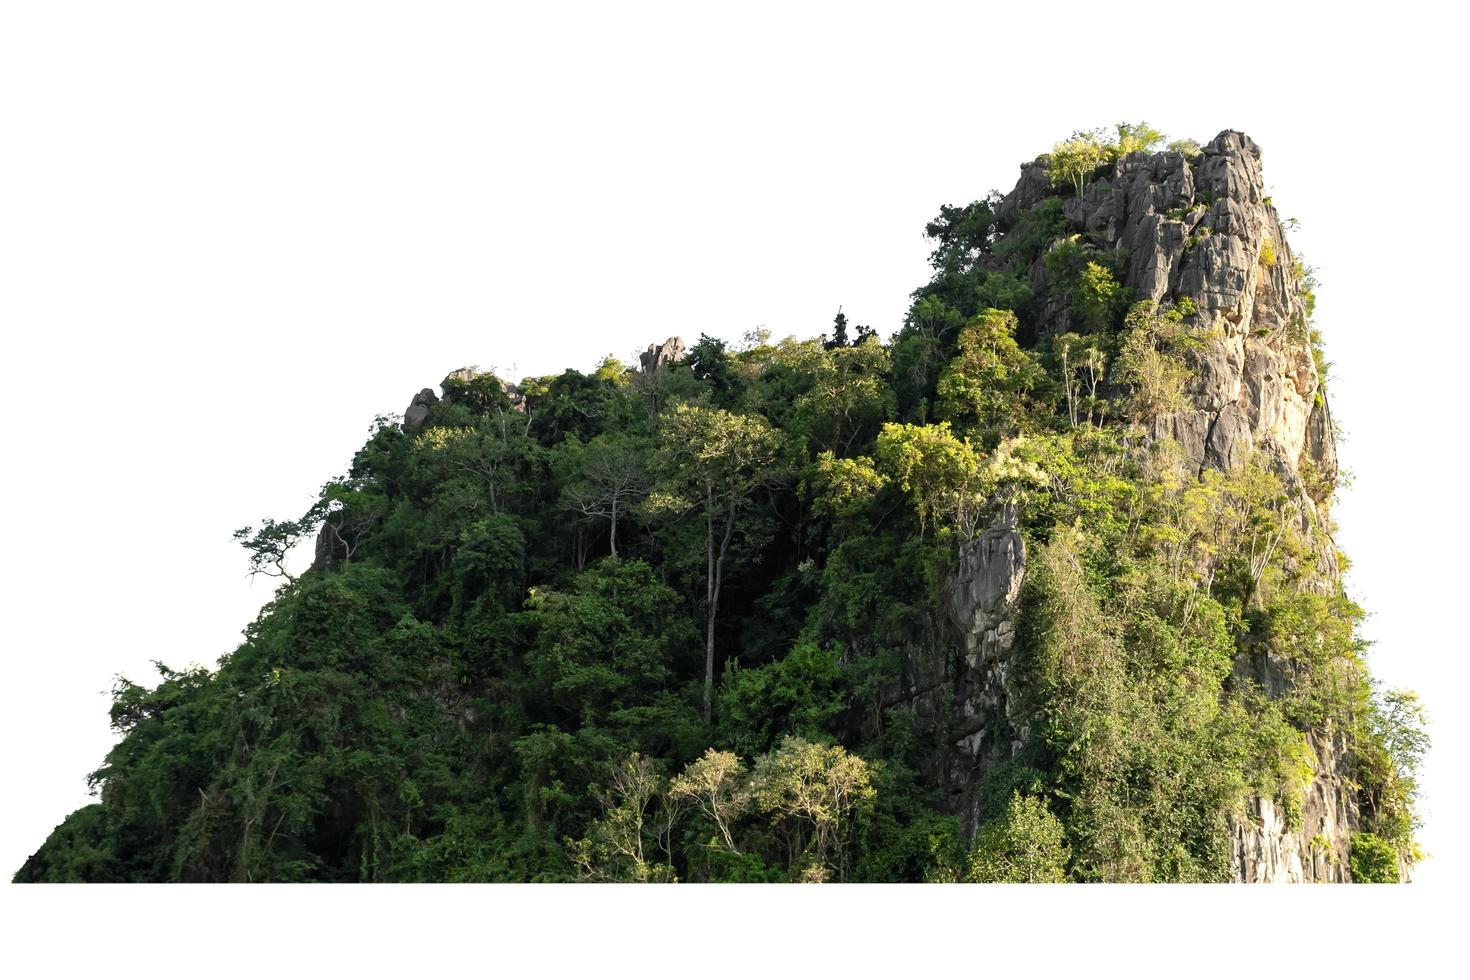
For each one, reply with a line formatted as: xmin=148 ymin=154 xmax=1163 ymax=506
xmin=892 ymin=295 xmax=967 ymax=414
xmin=569 ymin=754 xmax=673 ymax=882
xmin=669 ymin=749 xmax=750 ymax=854
xmin=924 ymin=199 xmax=1000 ymax=273
xmin=450 ymin=515 xmax=526 ymax=619
xmin=1349 ymin=833 xmax=1400 ymax=883
xmin=561 ymin=435 xmax=652 ymax=560
xmin=935 ymin=308 xmax=1050 ymax=442
xmin=826 ymin=308 xmax=849 ymax=349
xmin=966 ymin=793 xmax=1070 ymax=882
xmin=1357 ymin=688 xmax=1429 ymax=846
xmin=1047 ymin=122 xmax=1165 ymax=197
xmin=1168 ymin=137 xmax=1202 ymax=159
xmin=874 ymin=421 xmax=981 ymax=536
xmin=777 ymin=336 xmax=894 ymax=455
xmin=1377 ymin=690 xmax=1430 ymax=790
xmin=718 ymin=642 xmax=846 ymax=759
xmin=810 ymin=452 xmax=888 ymax=524
xmin=1074 ymin=261 xmax=1125 ymax=331
xmin=440 ymin=367 xmax=512 ymax=415
xmin=1114 ymin=301 xmax=1208 ymax=424
xmin=233 ymin=500 xmax=327 ymax=584
xmin=686 ymin=334 xmax=740 ymax=405
xmin=1048 ymin=130 xmax=1107 ymax=197
xmin=315 ymin=475 xmax=388 ymax=566
xmin=656 ymin=404 xmax=782 ymax=723
xmin=1052 ymin=332 xmax=1108 ymax=428
xmin=749 ymin=737 xmax=874 ymax=881
xmin=524 ymin=558 xmax=694 ymax=722
xmin=1043 ymin=238 xmax=1127 ymax=333
xmin=413 ymin=416 xmax=537 ymax=517
xmin=1111 ymin=121 xmax=1165 ymax=159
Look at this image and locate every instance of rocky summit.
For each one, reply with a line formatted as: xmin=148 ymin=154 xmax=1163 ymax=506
xmin=15 ymin=125 xmax=1423 ymax=884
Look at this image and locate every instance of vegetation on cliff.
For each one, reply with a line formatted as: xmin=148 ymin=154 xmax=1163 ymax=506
xmin=16 ymin=125 xmax=1425 ymax=883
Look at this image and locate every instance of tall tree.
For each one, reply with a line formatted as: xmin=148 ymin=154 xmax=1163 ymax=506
xmin=935 ymin=308 xmax=1051 ymax=443
xmin=656 ymin=404 xmax=782 ymax=723
xmin=826 ymin=308 xmax=849 ymax=349
xmin=561 ymin=435 xmax=652 ymax=560
xmin=775 ymin=336 xmax=893 ymax=456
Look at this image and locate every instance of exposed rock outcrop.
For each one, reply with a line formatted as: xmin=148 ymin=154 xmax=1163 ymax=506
xmin=905 ymin=131 xmax=1365 ymax=879
xmin=403 ymin=388 xmax=439 ymax=432
xmin=1229 ymin=730 xmax=1359 ymax=883
xmin=874 ymin=522 xmax=1027 ymax=840
xmin=943 ymin=524 xmax=1026 ymax=836
xmin=1015 ymin=131 xmax=1327 ymax=480
xmin=640 ymin=337 xmax=686 ymax=374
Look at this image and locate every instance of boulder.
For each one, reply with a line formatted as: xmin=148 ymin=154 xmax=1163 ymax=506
xmin=639 ymin=336 xmax=687 ymax=374
xmin=402 ymin=388 xmax=438 ymax=432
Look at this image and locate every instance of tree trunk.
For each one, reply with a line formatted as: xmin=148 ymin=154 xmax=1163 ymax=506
xmin=609 ymin=492 xmax=618 ymax=559
xmin=705 ymin=482 xmax=717 ymax=725
xmin=704 ymin=484 xmax=740 ymax=725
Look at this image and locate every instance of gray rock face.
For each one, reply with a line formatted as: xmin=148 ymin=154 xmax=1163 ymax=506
xmin=868 ymin=523 xmax=1026 ymax=839
xmin=402 ymin=388 xmax=439 ymax=432
xmin=1205 ymin=403 xmax=1253 ymax=471
xmin=1229 ymin=730 xmax=1358 ymax=883
xmin=1129 ymin=213 xmax=1191 ymax=305
xmin=943 ymin=525 xmax=1027 ymax=837
xmin=1225 ymin=647 xmax=1359 ymax=881
xmin=1305 ymin=389 xmax=1338 ymax=494
xmin=309 ymin=520 xmax=353 ymax=573
xmin=640 ymin=337 xmax=686 ymax=374
xmin=994 ymin=161 xmax=1053 ymax=230
xmin=912 ymin=130 xmax=1361 ymax=879
xmin=1008 ymin=130 xmax=1325 ymax=481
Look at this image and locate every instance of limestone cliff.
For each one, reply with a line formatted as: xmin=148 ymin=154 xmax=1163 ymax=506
xmin=917 ymin=131 xmax=1362 ymax=880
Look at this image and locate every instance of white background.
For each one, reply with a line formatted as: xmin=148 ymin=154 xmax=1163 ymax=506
xmin=2 ymin=0 xmax=1464 ymax=971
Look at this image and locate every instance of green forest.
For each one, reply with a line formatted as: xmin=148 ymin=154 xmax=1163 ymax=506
xmin=16 ymin=125 xmax=1425 ymax=883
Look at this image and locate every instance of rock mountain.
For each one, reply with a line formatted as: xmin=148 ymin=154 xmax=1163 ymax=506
xmin=908 ymin=131 xmax=1357 ymax=881
xmin=16 ymin=128 xmax=1415 ymax=884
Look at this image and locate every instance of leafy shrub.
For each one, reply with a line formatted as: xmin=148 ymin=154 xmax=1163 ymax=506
xmin=965 ymin=794 xmax=1070 ymax=882
xmin=1350 ymin=833 xmax=1400 ymax=883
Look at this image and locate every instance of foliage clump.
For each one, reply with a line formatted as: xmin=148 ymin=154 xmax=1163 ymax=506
xmin=1047 ymin=122 xmax=1166 ymax=197
xmin=965 ymin=794 xmax=1070 ymax=883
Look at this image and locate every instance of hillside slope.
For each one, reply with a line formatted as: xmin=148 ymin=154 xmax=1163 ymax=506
xmin=16 ymin=127 xmax=1424 ymax=883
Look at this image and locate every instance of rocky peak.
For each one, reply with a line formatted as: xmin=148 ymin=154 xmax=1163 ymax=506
xmin=402 ymin=388 xmax=439 ymax=432
xmin=999 ymin=130 xmax=1332 ymax=491
xmin=928 ymin=129 xmax=1360 ymax=880
xmin=640 ymin=336 xmax=687 ymax=374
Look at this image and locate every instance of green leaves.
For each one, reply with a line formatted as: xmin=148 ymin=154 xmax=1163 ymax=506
xmin=966 ymin=794 xmax=1070 ymax=883
xmin=718 ymin=642 xmax=844 ymax=758
xmin=775 ymin=337 xmax=894 ymax=456
xmin=233 ymin=504 xmax=326 ymax=584
xmin=1047 ymin=122 xmax=1167 ymax=197
xmin=809 ymin=452 xmax=888 ymax=524
xmin=525 ymin=558 xmax=694 ymax=720
xmin=935 ymin=308 xmax=1052 ymax=444
xmin=1349 ymin=833 xmax=1401 ymax=883
xmin=1048 ymin=132 xmax=1107 ymax=198
xmin=657 ymin=403 xmax=782 ymax=491
xmin=875 ymin=420 xmax=980 ymax=535
xmin=1113 ymin=300 xmax=1211 ymax=423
